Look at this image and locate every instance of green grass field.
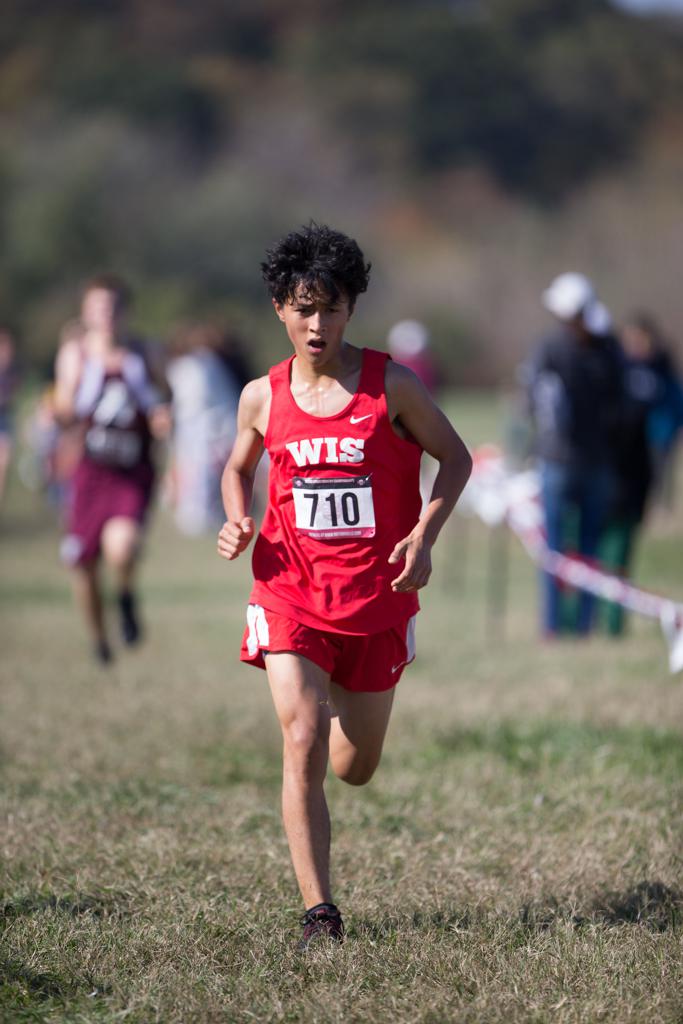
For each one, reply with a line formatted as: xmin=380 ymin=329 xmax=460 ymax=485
xmin=1 ymin=393 xmax=682 ymax=1023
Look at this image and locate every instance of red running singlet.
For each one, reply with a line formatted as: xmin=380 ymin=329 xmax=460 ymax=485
xmin=250 ymin=348 xmax=423 ymax=634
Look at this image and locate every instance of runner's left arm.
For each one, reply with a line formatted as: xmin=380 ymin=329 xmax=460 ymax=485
xmin=125 ymin=353 xmax=172 ymax=440
xmin=385 ymin=362 xmax=472 ymax=592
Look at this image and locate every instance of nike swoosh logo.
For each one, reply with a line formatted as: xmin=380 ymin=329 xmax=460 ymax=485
xmin=350 ymin=414 xmax=372 ymax=424
xmin=391 ymin=661 xmax=407 ymax=673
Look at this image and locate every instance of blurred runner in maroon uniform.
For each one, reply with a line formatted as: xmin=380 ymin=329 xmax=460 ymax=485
xmin=55 ymin=274 xmax=169 ymax=663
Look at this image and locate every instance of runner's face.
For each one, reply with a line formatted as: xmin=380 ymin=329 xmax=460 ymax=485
xmin=274 ymin=284 xmax=352 ymax=369
xmin=81 ymin=288 xmax=124 ymax=335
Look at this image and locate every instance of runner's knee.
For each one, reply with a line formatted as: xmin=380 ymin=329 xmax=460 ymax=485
xmin=102 ymin=522 xmax=139 ymax=567
xmin=332 ymin=754 xmax=379 ymax=787
xmin=282 ymin=719 xmax=328 ymax=776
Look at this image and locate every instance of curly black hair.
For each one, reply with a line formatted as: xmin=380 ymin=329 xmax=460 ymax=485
xmin=261 ymin=222 xmax=371 ymax=308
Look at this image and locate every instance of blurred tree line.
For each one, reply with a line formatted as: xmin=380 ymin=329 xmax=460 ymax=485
xmin=0 ymin=0 xmax=681 ymax=379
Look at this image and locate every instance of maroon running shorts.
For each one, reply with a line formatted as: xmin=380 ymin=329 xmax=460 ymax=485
xmin=61 ymin=457 xmax=154 ymax=567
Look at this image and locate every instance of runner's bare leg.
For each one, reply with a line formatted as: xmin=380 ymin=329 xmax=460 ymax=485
xmin=266 ymin=653 xmax=333 ymax=908
xmin=101 ymin=516 xmax=141 ymax=590
xmin=328 ymin=683 xmax=395 ymax=785
xmin=72 ymin=561 xmax=107 ymax=647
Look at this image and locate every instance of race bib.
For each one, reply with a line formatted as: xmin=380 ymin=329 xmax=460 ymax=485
xmin=292 ymin=474 xmax=375 ymax=539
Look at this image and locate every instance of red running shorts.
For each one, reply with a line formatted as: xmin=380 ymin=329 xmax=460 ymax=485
xmin=240 ymin=604 xmax=416 ymax=693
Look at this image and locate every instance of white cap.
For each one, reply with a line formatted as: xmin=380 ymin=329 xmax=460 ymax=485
xmin=387 ymin=319 xmax=430 ymax=357
xmin=542 ymin=272 xmax=594 ymax=319
xmin=542 ymin=272 xmax=612 ymax=335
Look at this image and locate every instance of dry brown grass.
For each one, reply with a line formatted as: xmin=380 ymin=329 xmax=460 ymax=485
xmin=1 ymin=398 xmax=682 ymax=1022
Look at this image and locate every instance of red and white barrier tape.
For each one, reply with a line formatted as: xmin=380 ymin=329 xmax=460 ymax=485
xmin=459 ymin=445 xmax=683 ymax=673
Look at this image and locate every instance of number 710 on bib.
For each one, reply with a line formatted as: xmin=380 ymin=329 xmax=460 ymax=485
xmin=292 ymin=475 xmax=376 ymax=539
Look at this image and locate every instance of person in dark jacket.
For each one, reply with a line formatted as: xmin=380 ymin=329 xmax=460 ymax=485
xmin=597 ymin=311 xmax=683 ymax=634
xmin=524 ymin=272 xmax=625 ymax=636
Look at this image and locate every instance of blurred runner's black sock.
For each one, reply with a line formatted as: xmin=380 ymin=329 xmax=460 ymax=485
xmin=118 ymin=590 xmax=141 ymax=645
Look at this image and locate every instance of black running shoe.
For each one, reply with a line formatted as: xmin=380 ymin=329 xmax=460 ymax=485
xmin=118 ymin=591 xmax=141 ymax=646
xmin=299 ymin=903 xmax=345 ymax=951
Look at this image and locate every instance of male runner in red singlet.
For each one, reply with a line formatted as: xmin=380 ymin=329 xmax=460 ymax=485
xmin=217 ymin=224 xmax=472 ymax=949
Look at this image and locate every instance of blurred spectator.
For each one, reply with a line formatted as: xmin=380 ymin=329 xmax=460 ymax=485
xmin=20 ymin=382 xmax=61 ymax=504
xmin=0 ymin=327 xmax=19 ymax=510
xmin=54 ymin=273 xmax=169 ymax=664
xmin=387 ymin=319 xmax=438 ymax=393
xmin=621 ymin=312 xmax=683 ymax=508
xmin=523 ymin=272 xmax=624 ymax=637
xmin=215 ymin=328 xmax=254 ymax=392
xmin=387 ymin=319 xmax=441 ymax=509
xmin=597 ymin=312 xmax=683 ymax=634
xmin=165 ymin=323 xmax=239 ymax=535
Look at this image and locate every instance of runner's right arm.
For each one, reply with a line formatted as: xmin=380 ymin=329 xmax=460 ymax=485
xmin=53 ymin=340 xmax=83 ymax=425
xmin=217 ymin=376 xmax=270 ymax=561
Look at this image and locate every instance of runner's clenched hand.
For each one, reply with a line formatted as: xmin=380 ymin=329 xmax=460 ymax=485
xmin=217 ymin=517 xmax=255 ymax=561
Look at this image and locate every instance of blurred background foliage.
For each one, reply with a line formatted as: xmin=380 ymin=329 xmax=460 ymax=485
xmin=1 ymin=0 xmax=682 ymax=382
